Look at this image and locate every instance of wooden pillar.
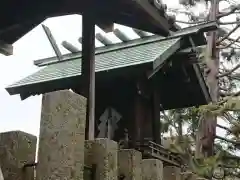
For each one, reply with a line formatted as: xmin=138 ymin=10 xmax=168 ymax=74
xmin=133 ymin=94 xmax=144 ymax=146
xmin=82 ymin=12 xmax=96 ymax=140
xmin=133 ymin=79 xmax=155 ymax=146
xmin=151 ymin=89 xmax=161 ymax=144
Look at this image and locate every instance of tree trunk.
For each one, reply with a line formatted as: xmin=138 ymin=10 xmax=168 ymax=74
xmin=195 ymin=0 xmax=219 ymax=158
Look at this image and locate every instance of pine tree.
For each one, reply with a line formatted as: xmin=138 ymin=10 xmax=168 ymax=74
xmin=161 ymin=0 xmax=240 ymax=178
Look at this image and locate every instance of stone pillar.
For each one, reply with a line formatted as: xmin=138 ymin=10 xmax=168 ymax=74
xmin=142 ymin=159 xmax=163 ymax=180
xmin=163 ymin=166 xmax=181 ymax=180
xmin=118 ymin=149 xmax=142 ymax=180
xmin=85 ymin=138 xmax=118 ymax=180
xmin=0 ymin=131 xmax=37 ymax=180
xmin=36 ymin=90 xmax=87 ymax=180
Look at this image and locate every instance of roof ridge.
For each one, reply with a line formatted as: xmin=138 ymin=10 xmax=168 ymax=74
xmin=34 ymin=21 xmax=218 ymax=67
xmin=34 ymin=35 xmax=171 ymax=66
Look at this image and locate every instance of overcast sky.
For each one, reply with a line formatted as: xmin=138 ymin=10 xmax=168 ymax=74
xmin=0 ymin=0 xmax=236 ymax=138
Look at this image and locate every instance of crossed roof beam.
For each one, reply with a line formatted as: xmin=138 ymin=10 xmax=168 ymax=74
xmin=40 ymin=21 xmax=218 ymax=65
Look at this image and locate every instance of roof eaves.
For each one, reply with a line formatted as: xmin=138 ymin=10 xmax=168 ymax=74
xmin=153 ymin=37 xmax=182 ymax=69
xmin=148 ymin=38 xmax=182 ymax=79
xmin=6 ymin=37 xmax=182 ymax=95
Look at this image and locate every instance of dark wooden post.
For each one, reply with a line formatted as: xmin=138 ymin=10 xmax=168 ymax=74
xmin=82 ymin=12 xmax=96 ymax=140
xmin=151 ymin=89 xmax=161 ymax=144
xmin=133 ymin=92 xmax=144 ymax=148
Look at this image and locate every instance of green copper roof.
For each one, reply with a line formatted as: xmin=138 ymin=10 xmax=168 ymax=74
xmin=7 ymin=37 xmax=181 ymax=90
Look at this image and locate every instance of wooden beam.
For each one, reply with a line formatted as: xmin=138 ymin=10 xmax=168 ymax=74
xmin=133 ymin=0 xmax=170 ymax=35
xmin=42 ymin=24 xmax=63 ymax=61
xmin=0 ymin=41 xmax=13 ymax=56
xmin=132 ymin=28 xmax=149 ymax=38
xmin=61 ymin=41 xmax=80 ymax=53
xmin=78 ymin=37 xmax=82 ymax=44
xmin=113 ymin=28 xmax=131 ymax=42
xmin=82 ymin=13 xmax=96 ymax=140
xmin=95 ymin=33 xmax=113 ymax=46
xmin=96 ymin=20 xmax=114 ymax=33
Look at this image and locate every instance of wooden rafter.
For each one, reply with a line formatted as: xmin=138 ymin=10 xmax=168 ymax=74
xmin=133 ymin=0 xmax=169 ymax=34
xmin=42 ymin=24 xmax=63 ymax=61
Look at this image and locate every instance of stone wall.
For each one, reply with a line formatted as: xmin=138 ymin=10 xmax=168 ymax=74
xmin=0 ymin=90 xmax=200 ymax=180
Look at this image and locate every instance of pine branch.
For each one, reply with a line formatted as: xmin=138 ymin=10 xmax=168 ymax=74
xmin=227 ymin=38 xmax=240 ymax=48
xmin=219 ymin=87 xmax=230 ymax=92
xmin=228 ymin=37 xmax=240 ymax=46
xmin=217 ymin=5 xmax=240 ymax=19
xmin=218 ymin=36 xmax=240 ymax=49
xmin=217 ymin=24 xmax=240 ymax=44
xmin=175 ymin=20 xmax=205 ymax=24
xmin=168 ymin=8 xmax=193 ymax=16
xmin=218 ymin=62 xmax=240 ymax=78
xmin=215 ymin=135 xmax=240 ymax=145
xmin=219 ymin=21 xmax=240 ymax=25
xmin=216 ymin=124 xmax=232 ymax=133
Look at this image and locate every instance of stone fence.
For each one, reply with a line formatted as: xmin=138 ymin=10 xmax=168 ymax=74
xmin=0 ymin=90 xmax=203 ymax=180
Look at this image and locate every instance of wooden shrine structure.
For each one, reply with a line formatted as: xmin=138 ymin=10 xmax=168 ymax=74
xmin=2 ymin=0 xmax=219 ymax=167
xmin=6 ymin=22 xmax=217 ymax=155
xmin=1 ymin=0 xmax=182 ymax=143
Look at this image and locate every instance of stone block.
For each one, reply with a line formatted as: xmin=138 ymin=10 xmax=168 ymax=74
xmin=36 ymin=90 xmax=87 ymax=180
xmin=118 ymin=149 xmax=142 ymax=180
xmin=0 ymin=131 xmax=37 ymax=180
xmin=142 ymin=159 xmax=163 ymax=180
xmin=163 ymin=166 xmax=181 ymax=180
xmin=85 ymin=138 xmax=118 ymax=180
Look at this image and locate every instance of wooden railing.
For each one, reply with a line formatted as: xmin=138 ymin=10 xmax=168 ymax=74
xmin=136 ymin=140 xmax=182 ymax=166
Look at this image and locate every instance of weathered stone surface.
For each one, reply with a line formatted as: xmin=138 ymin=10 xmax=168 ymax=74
xmin=85 ymin=138 xmax=118 ymax=180
xmin=181 ymin=172 xmax=198 ymax=180
xmin=0 ymin=166 xmax=4 ymax=180
xmin=36 ymin=90 xmax=87 ymax=180
xmin=0 ymin=131 xmax=37 ymax=180
xmin=118 ymin=149 xmax=142 ymax=180
xmin=163 ymin=166 xmax=181 ymax=180
xmin=142 ymin=159 xmax=163 ymax=180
